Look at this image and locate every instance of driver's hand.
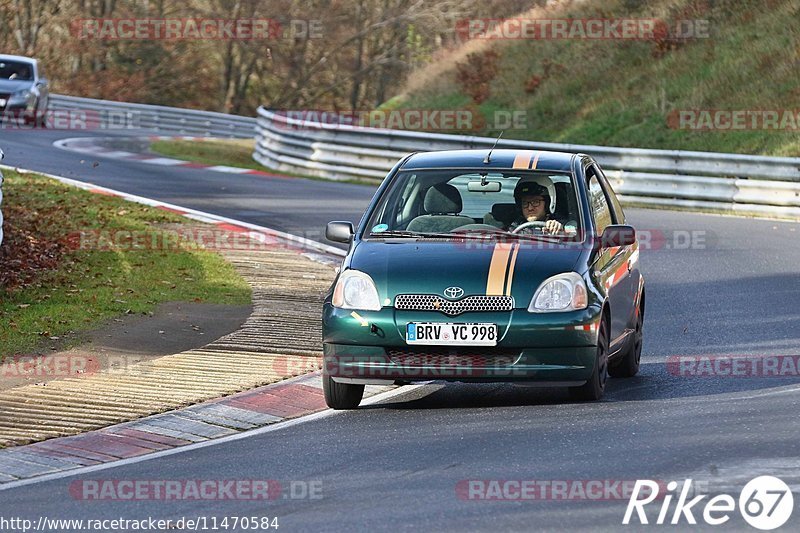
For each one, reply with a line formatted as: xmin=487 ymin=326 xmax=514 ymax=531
xmin=544 ymin=220 xmax=563 ymax=234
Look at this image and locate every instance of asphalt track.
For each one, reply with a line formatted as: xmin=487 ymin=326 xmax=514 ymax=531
xmin=1 ymin=128 xmax=799 ymax=531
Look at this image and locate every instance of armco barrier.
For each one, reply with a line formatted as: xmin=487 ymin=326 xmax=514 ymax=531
xmin=253 ymin=108 xmax=800 ymax=219
xmin=49 ymin=94 xmax=256 ymax=138
xmin=28 ymin=96 xmax=800 ymax=220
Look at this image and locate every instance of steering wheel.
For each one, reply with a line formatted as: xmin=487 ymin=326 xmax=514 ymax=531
xmin=510 ymin=220 xmax=547 ymax=234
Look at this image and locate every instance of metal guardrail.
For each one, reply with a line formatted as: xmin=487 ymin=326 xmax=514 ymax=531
xmin=49 ymin=94 xmax=257 ymax=138
xmin=254 ymin=108 xmax=800 ymax=219
xmin=27 ymin=96 xmax=800 ymax=220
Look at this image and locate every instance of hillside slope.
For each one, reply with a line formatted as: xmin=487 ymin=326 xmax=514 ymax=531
xmin=392 ymin=0 xmax=800 ymax=156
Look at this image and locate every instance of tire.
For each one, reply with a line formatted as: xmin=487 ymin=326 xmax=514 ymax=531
xmin=36 ymin=100 xmax=48 ymax=128
xmin=23 ymin=101 xmax=45 ymax=127
xmin=608 ymin=304 xmax=643 ymax=378
xmin=323 ymin=372 xmax=364 ymax=409
xmin=569 ymin=318 xmax=609 ymax=401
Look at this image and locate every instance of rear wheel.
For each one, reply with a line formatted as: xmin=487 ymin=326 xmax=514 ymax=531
xmin=323 ymin=372 xmax=364 ymax=409
xmin=609 ymin=304 xmax=643 ymax=378
xmin=569 ymin=318 xmax=608 ymax=401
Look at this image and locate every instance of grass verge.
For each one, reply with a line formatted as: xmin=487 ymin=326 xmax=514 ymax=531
xmin=150 ymin=138 xmax=268 ymax=171
xmin=0 ymin=170 xmax=251 ymax=359
xmin=396 ymin=0 xmax=800 ymax=156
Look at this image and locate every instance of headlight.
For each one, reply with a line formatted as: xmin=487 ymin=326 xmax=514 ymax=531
xmin=332 ymin=270 xmax=381 ymax=311
xmin=528 ymin=272 xmax=588 ymax=312
xmin=9 ymin=89 xmax=31 ymax=102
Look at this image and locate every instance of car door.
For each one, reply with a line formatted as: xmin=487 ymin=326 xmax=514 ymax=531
xmin=594 ymin=163 xmax=639 ymax=319
xmin=585 ymin=163 xmax=630 ymax=345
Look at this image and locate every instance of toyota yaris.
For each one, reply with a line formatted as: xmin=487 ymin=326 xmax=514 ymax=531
xmin=323 ymin=149 xmax=644 ymax=408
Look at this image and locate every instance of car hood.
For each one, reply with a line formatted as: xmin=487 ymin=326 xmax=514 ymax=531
xmin=0 ymin=79 xmax=32 ymax=94
xmin=350 ymin=239 xmax=587 ymax=307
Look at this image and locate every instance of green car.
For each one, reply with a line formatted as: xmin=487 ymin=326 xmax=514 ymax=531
xmin=323 ymin=149 xmax=644 ymax=408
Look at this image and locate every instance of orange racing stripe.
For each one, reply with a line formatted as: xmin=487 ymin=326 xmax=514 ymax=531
xmin=486 ymin=243 xmax=514 ymax=295
xmin=512 ymin=151 xmax=535 ymax=169
xmin=504 ymin=243 xmax=520 ymax=296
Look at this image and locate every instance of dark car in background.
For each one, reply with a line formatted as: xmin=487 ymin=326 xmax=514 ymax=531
xmin=0 ymin=54 xmax=49 ymax=123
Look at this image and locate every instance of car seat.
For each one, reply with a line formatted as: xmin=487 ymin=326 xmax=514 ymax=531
xmin=406 ymin=183 xmax=474 ymax=233
xmin=554 ymin=182 xmax=573 ymax=221
xmin=483 ymin=203 xmax=519 ymax=228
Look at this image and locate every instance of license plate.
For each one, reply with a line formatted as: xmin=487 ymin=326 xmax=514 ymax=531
xmin=406 ymin=322 xmax=497 ymax=346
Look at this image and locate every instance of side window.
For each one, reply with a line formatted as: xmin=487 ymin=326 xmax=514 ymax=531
xmin=593 ymin=165 xmax=625 ymax=223
xmin=587 ymin=173 xmax=612 ymax=235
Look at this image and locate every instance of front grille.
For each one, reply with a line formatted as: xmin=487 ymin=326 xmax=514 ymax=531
xmin=387 ymin=347 xmax=519 ymax=368
xmin=395 ymin=294 xmax=513 ymax=316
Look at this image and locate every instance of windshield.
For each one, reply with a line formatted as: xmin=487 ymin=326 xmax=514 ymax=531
xmin=0 ymin=60 xmax=34 ymax=81
xmin=364 ymin=168 xmax=582 ymax=240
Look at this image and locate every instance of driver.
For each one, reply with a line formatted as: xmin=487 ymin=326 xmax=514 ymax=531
xmin=509 ymin=178 xmax=564 ymax=235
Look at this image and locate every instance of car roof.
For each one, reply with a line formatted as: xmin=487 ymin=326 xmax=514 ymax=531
xmin=0 ymin=54 xmax=37 ymax=65
xmin=400 ymin=149 xmax=576 ymax=173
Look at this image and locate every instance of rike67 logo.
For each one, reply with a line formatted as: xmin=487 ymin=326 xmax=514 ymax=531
xmin=624 ymin=476 xmax=794 ymax=530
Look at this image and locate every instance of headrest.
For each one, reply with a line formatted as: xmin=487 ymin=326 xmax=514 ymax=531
xmin=491 ymin=203 xmax=519 ymax=225
xmin=424 ymin=183 xmax=462 ymax=214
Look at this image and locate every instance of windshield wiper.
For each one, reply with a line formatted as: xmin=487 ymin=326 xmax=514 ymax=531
xmin=369 ymin=230 xmax=425 ymax=238
xmin=501 ymin=232 xmax=563 ymax=244
xmin=369 ymin=230 xmax=498 ymax=240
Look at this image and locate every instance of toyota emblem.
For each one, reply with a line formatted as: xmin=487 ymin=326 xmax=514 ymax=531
xmin=444 ymin=286 xmax=464 ymax=299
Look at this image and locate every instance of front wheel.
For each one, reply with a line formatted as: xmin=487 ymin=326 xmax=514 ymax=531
xmin=569 ymin=319 xmax=609 ymax=401
xmin=323 ymin=372 xmax=364 ymax=409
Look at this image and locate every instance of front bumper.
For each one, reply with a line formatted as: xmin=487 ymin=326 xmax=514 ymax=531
xmin=1 ymin=100 xmax=34 ymax=112
xmin=323 ymin=304 xmax=602 ymax=384
xmin=1 ymin=97 xmax=39 ymax=120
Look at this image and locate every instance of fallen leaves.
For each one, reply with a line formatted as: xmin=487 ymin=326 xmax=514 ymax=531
xmin=0 ymin=202 xmax=65 ymax=290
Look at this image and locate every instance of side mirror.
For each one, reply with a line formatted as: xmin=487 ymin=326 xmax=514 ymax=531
xmin=326 ymin=221 xmax=354 ymax=243
xmin=600 ymin=225 xmax=636 ymax=248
